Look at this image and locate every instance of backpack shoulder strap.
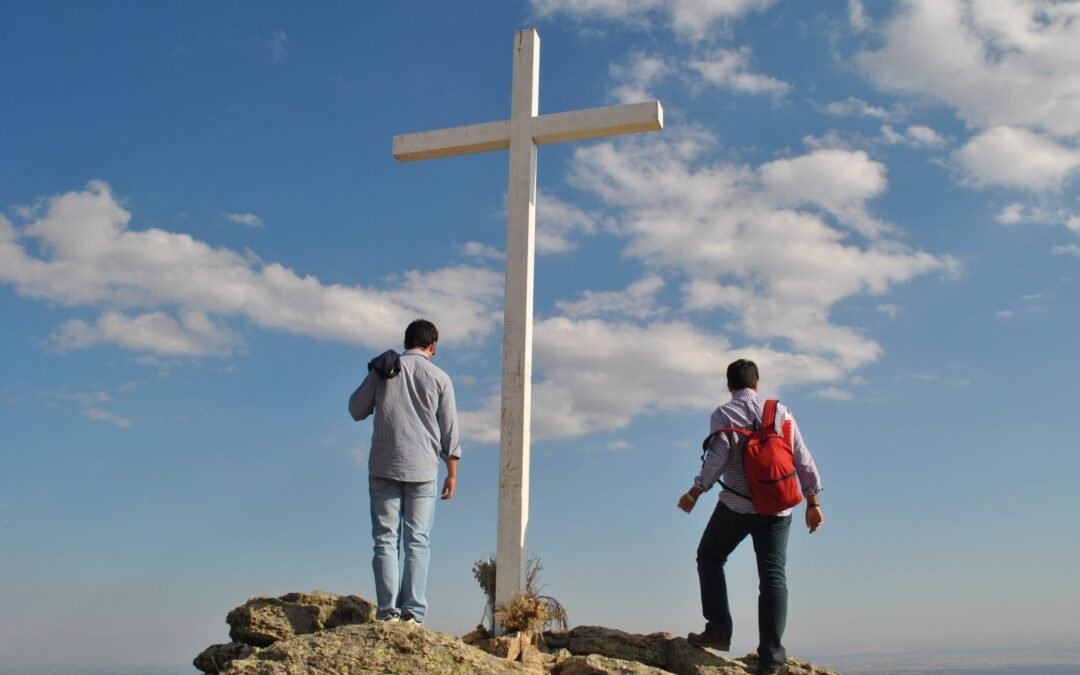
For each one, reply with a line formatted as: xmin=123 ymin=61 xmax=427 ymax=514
xmin=762 ymin=399 xmax=779 ymax=430
xmin=701 ymin=427 xmax=753 ymax=451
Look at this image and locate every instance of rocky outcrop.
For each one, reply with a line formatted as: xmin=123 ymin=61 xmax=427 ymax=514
xmin=225 ymin=622 xmax=528 ymax=674
xmin=559 ymin=626 xmax=838 ymax=675
xmin=194 ymin=591 xmax=841 ymax=674
xmin=225 ymin=591 xmax=376 ymax=646
xmin=195 ymin=591 xmax=376 ymax=672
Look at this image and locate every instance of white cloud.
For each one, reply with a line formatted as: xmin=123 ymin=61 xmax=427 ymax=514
xmin=1051 ymin=244 xmax=1080 ymax=258
xmin=995 ymin=201 xmax=1078 ymax=227
xmin=814 ymin=387 xmax=853 ymax=401
xmin=689 ymin=48 xmax=790 ymax=96
xmin=996 ymin=202 xmax=1026 ymax=224
xmin=1 ymin=181 xmax=503 ymax=356
xmin=25 ymin=389 xmax=134 ymax=428
xmin=848 ymin=0 xmax=870 ymax=31
xmin=880 ymin=124 xmax=905 ymax=145
xmin=760 ymin=148 xmax=892 ymax=237
xmin=906 ymin=125 xmax=946 ymax=147
xmin=879 ymin=123 xmax=947 ymax=148
xmin=530 ymin=0 xmax=778 ymax=41
xmin=535 ymin=190 xmax=601 ymax=254
xmin=564 ymin=133 xmax=955 ymax=372
xmin=555 ymin=274 xmax=666 ymax=319
xmin=876 ymin=304 xmax=900 ymax=318
xmin=610 ymin=53 xmax=673 ymax=105
xmin=682 ymin=279 xmax=751 ymax=311
xmin=857 ymin=0 xmax=1080 ymax=138
xmin=81 ymin=406 xmax=134 ymax=428
xmin=462 ymin=241 xmax=504 ymax=260
xmin=460 ymin=317 xmax=846 ymax=442
xmin=823 ymin=96 xmax=889 ymax=119
xmin=268 ymin=30 xmax=288 ymax=62
xmin=224 ymin=212 xmax=263 ymax=227
xmin=954 ymin=126 xmax=1080 ymax=191
xmin=51 ymin=310 xmax=239 ymax=356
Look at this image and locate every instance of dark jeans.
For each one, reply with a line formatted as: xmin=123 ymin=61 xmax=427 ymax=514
xmin=697 ymin=501 xmax=792 ymax=669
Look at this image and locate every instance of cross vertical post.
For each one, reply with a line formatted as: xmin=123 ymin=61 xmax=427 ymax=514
xmin=496 ymin=29 xmax=539 ymax=610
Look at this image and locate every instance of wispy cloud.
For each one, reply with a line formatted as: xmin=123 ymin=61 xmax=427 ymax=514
xmin=531 ymin=0 xmax=777 ymax=42
xmin=822 ymin=96 xmax=889 ymax=119
xmin=609 ymin=53 xmax=673 ymax=105
xmin=223 ymin=212 xmax=263 ymax=227
xmin=1051 ymin=244 xmax=1080 ymax=259
xmin=8 ymin=389 xmax=134 ymax=428
xmin=461 ymin=241 xmax=504 ymax=260
xmin=876 ymin=304 xmax=900 ymax=318
xmin=267 ymin=30 xmax=288 ymax=62
xmin=848 ymin=0 xmax=870 ymax=32
xmin=814 ymin=387 xmax=853 ymax=401
xmin=689 ymin=48 xmax=790 ymax=97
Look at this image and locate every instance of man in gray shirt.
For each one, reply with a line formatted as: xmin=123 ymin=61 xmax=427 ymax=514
xmin=349 ymin=319 xmax=461 ymax=624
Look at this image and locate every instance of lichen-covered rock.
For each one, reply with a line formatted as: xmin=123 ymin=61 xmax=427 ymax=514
xmin=221 ymin=621 xmax=529 ymax=674
xmin=553 ymin=653 xmax=672 ymax=674
xmin=567 ymin=626 xmax=677 ymax=669
xmin=224 ymin=590 xmax=375 ymax=647
xmin=565 ymin=626 xmax=840 ymax=675
xmin=192 ymin=642 xmax=257 ymax=673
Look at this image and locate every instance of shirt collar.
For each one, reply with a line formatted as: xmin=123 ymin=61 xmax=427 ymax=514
xmin=404 ymin=348 xmax=430 ymax=360
xmin=731 ymin=388 xmax=758 ymax=402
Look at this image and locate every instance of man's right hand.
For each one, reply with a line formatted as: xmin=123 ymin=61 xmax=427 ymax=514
xmin=806 ymin=505 xmax=824 ymax=533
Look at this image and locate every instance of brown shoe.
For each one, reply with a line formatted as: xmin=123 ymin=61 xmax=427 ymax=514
xmin=686 ymin=630 xmax=730 ymax=650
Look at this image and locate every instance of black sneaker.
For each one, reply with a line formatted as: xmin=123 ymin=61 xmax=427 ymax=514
xmin=686 ymin=630 xmax=730 ymax=650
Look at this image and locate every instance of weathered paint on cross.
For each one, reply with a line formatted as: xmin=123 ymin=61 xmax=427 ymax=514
xmin=392 ymin=29 xmax=663 ymax=618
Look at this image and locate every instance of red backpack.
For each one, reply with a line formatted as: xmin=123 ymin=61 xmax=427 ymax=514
xmin=702 ymin=399 xmax=803 ymax=515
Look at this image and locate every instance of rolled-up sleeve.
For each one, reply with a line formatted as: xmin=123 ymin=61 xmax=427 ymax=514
xmin=695 ymin=411 xmax=733 ymax=491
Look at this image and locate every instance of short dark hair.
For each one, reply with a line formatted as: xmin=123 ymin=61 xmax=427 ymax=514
xmin=404 ymin=319 xmax=439 ymax=350
xmin=727 ymin=359 xmax=759 ymax=390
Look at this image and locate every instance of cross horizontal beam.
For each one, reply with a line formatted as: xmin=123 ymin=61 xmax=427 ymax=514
xmin=392 ymin=101 xmax=663 ymax=163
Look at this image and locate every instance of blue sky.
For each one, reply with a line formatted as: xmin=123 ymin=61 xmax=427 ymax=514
xmin=2 ymin=1 xmax=1079 ymax=672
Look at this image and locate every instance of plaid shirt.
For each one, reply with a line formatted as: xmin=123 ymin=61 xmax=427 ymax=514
xmin=694 ymin=389 xmax=822 ymax=516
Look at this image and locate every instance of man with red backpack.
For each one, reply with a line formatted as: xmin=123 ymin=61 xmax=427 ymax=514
xmin=677 ymin=359 xmax=824 ymax=675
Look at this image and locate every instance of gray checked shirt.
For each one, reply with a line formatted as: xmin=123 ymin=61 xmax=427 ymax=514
xmin=349 ymin=349 xmax=461 ymax=482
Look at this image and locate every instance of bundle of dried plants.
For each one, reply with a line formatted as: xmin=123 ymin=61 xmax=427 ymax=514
xmin=472 ymin=555 xmax=568 ymax=636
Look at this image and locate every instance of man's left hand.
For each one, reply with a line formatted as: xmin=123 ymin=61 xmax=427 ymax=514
xmin=441 ymin=476 xmax=456 ymax=500
xmin=678 ymin=492 xmax=697 ymax=513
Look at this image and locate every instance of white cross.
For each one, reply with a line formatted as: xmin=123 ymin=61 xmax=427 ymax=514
xmin=393 ymin=28 xmax=663 ymax=617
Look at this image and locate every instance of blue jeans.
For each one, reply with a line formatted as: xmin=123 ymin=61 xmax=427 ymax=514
xmin=369 ymin=475 xmax=437 ymax=622
xmin=697 ymin=501 xmax=792 ymax=669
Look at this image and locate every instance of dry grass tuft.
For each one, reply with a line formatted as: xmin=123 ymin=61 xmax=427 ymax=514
xmin=472 ymin=555 xmax=568 ymax=636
